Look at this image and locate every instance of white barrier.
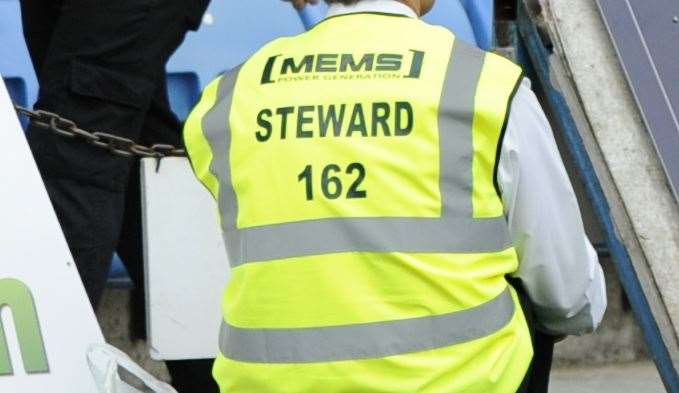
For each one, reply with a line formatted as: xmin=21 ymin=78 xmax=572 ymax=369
xmin=0 ymin=77 xmax=104 ymax=391
xmin=141 ymin=157 xmax=229 ymax=360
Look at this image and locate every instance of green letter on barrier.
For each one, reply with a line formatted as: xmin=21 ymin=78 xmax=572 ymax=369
xmin=0 ymin=278 xmax=49 ymax=376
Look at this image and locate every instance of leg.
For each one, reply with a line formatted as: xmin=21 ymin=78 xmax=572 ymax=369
xmin=117 ymin=159 xmax=146 ymax=340
xmin=527 ymin=332 xmax=555 ymax=393
xmin=510 ymin=277 xmax=554 ymax=393
xmin=19 ymin=0 xmax=62 ymax=80
xmin=166 ymin=359 xmax=219 ymax=393
xmin=43 ymin=178 xmax=127 ymax=308
xmin=25 ymin=0 xmax=191 ymax=308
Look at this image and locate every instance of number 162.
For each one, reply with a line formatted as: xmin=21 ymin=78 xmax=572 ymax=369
xmin=297 ymin=163 xmax=367 ymax=201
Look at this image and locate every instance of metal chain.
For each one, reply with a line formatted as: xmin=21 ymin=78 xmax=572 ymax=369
xmin=13 ymin=104 xmax=187 ymax=158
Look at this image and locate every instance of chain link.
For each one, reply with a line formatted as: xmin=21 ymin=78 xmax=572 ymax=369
xmin=13 ymin=104 xmax=187 ymax=159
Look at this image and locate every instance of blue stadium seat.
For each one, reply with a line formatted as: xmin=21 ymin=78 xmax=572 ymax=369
xmin=3 ymin=76 xmax=28 ymax=128
xmin=0 ymin=0 xmax=38 ymax=110
xmin=167 ymin=72 xmax=200 ymax=121
xmin=107 ymin=255 xmax=133 ymax=289
xmin=459 ymin=0 xmax=495 ymax=50
xmin=166 ymin=0 xmax=307 ymax=113
xmin=423 ymin=0 xmax=478 ymax=46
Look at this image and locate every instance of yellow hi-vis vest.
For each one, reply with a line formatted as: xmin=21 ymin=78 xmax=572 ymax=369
xmin=184 ymin=12 xmax=532 ymax=393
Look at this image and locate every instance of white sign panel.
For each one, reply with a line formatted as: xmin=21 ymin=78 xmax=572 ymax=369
xmin=0 ymin=78 xmax=104 ymax=391
xmin=141 ymin=157 xmax=229 ymax=360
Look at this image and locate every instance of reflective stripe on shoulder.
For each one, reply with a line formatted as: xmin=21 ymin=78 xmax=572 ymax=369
xmin=219 ymin=287 xmax=515 ymax=363
xmin=438 ymin=38 xmax=485 ymax=218
xmin=203 ymin=66 xmax=242 ymax=233
xmin=183 ymin=76 xmax=223 ymax=200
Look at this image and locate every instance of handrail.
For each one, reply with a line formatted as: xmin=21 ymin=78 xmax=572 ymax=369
xmin=515 ymin=2 xmax=679 ymax=391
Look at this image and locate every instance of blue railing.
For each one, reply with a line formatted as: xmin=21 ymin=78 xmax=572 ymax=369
xmin=515 ymin=2 xmax=679 ymax=391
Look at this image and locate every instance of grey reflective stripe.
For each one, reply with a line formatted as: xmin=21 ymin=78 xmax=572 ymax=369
xmin=219 ymin=287 xmax=515 ymax=363
xmin=203 ymin=66 xmax=242 ymax=233
xmin=226 ymin=216 xmax=511 ymax=265
xmin=438 ymin=39 xmax=485 ymax=217
xmin=205 ymin=40 xmax=510 ymax=266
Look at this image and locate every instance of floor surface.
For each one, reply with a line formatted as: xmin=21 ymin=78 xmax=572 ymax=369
xmin=550 ymin=362 xmax=665 ymax=393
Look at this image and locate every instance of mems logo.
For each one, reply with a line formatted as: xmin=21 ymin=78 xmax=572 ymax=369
xmin=261 ymin=50 xmax=425 ymax=84
xmin=0 ymin=278 xmax=49 ymax=376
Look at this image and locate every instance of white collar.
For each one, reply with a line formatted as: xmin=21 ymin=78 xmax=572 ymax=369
xmin=325 ymin=0 xmax=418 ymax=19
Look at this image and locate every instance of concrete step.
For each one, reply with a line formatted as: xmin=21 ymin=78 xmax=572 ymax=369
xmin=550 ymin=362 xmax=665 ymax=393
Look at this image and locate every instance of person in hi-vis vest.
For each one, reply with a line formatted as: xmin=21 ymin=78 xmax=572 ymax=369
xmin=184 ymin=0 xmax=607 ymax=391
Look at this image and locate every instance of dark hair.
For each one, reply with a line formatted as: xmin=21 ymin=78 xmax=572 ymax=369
xmin=324 ymin=0 xmax=361 ymax=4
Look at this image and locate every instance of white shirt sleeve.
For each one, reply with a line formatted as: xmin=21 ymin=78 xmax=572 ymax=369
xmin=498 ymin=78 xmax=607 ymax=336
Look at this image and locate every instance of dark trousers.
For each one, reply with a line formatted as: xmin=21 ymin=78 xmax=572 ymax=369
xmin=19 ymin=1 xmax=217 ymax=391
xmin=512 ymin=279 xmax=556 ymax=393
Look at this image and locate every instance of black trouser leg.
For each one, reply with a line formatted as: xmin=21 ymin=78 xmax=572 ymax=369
xmin=511 ymin=278 xmax=556 ymax=393
xmin=20 ymin=0 xmax=123 ymax=310
xmin=23 ymin=1 xmax=217 ymax=389
xmin=528 ymin=332 xmax=555 ymax=392
xmin=117 ymin=159 xmax=146 ymax=340
xmin=166 ymin=359 xmax=219 ymax=393
xmin=19 ymin=0 xmax=62 ymax=81
xmin=39 ymin=177 xmax=127 ymax=309
xmin=24 ymin=0 xmax=192 ymax=304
